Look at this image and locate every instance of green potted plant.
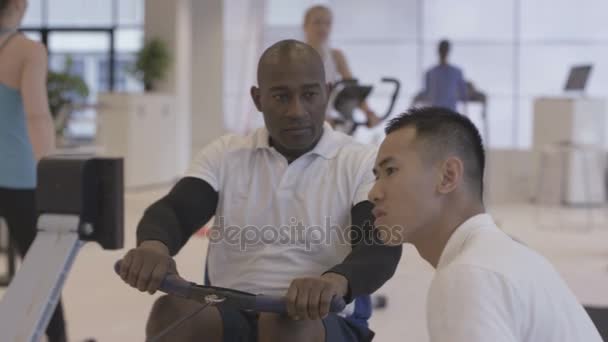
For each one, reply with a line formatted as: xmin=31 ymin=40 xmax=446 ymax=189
xmin=130 ymin=37 xmax=171 ymax=91
xmin=47 ymin=56 xmax=90 ymax=134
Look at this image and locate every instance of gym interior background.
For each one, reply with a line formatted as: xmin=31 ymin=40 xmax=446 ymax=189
xmin=1 ymin=0 xmax=608 ymax=341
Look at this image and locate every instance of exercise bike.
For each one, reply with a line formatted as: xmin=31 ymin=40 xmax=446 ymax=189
xmin=329 ymin=78 xmax=401 ymax=136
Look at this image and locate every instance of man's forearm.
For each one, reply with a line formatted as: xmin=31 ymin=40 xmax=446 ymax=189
xmin=327 ymin=242 xmax=401 ymax=302
xmin=136 ymin=200 xmax=184 ymax=255
xmin=325 ymin=201 xmax=402 ymax=302
xmin=136 ymin=177 xmax=218 ymax=256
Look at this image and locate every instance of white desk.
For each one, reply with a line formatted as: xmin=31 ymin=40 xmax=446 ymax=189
xmin=532 ymin=97 xmax=607 ymax=205
xmin=533 ymin=97 xmax=606 ymax=148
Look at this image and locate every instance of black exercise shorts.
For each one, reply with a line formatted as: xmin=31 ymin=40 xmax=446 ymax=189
xmin=215 ymin=302 xmax=374 ymax=342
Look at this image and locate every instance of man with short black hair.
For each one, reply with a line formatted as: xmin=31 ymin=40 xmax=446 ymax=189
xmin=369 ymin=107 xmax=602 ymax=342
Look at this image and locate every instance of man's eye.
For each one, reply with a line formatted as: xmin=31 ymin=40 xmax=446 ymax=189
xmin=304 ymin=92 xmax=317 ymax=99
xmin=273 ymin=94 xmax=288 ymax=102
xmin=386 ymin=167 xmax=397 ymax=175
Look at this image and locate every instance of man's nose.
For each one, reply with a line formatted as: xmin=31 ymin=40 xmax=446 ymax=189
xmin=368 ymin=180 xmax=383 ymax=204
xmin=286 ymin=96 xmax=306 ymax=119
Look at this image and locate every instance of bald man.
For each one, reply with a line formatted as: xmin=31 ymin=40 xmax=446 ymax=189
xmin=117 ymin=40 xmax=401 ymax=342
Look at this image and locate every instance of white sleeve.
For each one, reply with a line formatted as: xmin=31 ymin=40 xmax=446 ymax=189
xmin=352 ymin=147 xmax=377 ymax=205
xmin=427 ymin=266 xmax=521 ymax=342
xmin=184 ymin=137 xmax=227 ymax=191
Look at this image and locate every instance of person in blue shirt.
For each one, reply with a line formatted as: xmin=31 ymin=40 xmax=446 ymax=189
xmin=421 ymin=40 xmax=467 ymax=111
xmin=0 ymin=0 xmax=64 ymax=341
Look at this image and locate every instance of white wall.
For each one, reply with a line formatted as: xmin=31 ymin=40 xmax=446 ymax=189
xmin=144 ymin=0 xmax=191 ymax=174
xmin=191 ymin=0 xmax=225 ymax=151
xmin=222 ymin=0 xmax=266 ymax=134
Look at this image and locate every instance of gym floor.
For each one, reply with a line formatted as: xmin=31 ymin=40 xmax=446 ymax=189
xmin=1 ymin=187 xmax=607 ymax=341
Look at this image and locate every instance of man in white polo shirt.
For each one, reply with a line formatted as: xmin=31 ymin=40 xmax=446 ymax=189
xmin=368 ymin=107 xmax=602 ymax=342
xmin=117 ymin=40 xmax=401 ymax=342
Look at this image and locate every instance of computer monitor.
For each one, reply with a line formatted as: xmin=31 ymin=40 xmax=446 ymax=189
xmin=564 ymin=64 xmax=592 ymax=92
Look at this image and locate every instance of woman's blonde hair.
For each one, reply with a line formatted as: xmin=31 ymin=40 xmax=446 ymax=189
xmin=303 ymin=5 xmax=332 ymax=25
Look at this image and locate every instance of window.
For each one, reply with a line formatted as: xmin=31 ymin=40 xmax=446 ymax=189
xmin=118 ymin=0 xmax=145 ymax=26
xmin=236 ymin=0 xmax=608 ymax=148
xmin=521 ymin=0 xmax=608 ymax=41
xmin=48 ymin=0 xmax=113 ymax=27
xmin=22 ymin=0 xmax=43 ymax=27
xmin=21 ymin=1 xmax=145 ymax=143
xmin=99 ymin=58 xmax=141 ymax=93
xmin=423 ymin=0 xmax=515 ymax=42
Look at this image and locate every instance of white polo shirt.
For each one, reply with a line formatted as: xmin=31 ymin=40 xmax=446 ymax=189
xmin=427 ymin=214 xmax=602 ymax=342
xmin=186 ymin=123 xmax=376 ymax=297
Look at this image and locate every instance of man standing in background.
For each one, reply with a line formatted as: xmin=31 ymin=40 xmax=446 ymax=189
xmin=419 ymin=40 xmax=467 ymax=111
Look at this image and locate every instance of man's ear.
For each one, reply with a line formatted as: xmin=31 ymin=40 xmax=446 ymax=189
xmin=437 ymin=157 xmax=463 ymax=194
xmin=250 ymin=86 xmax=262 ymax=112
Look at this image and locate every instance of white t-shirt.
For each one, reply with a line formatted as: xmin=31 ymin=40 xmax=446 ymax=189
xmin=186 ymin=122 xmax=376 ymax=297
xmin=427 ymin=214 xmax=602 ymax=342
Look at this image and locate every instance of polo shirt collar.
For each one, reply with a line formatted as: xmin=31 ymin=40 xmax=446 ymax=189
xmin=437 ymin=213 xmax=496 ymax=269
xmin=253 ymin=122 xmax=341 ymax=160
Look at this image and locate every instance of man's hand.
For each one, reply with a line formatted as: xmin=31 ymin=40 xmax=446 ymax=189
xmin=118 ymin=240 xmax=177 ymax=294
xmin=285 ymin=273 xmax=349 ymax=321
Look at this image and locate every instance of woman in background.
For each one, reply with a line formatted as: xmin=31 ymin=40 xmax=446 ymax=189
xmin=0 ymin=0 xmax=65 ymax=341
xmin=303 ymin=5 xmax=381 ymax=128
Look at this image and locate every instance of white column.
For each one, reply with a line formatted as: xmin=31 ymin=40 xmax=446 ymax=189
xmin=191 ymin=0 xmax=225 ymax=151
xmin=144 ymin=0 xmax=224 ymax=172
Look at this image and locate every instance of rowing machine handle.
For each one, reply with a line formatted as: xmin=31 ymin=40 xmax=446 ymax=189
xmin=114 ymin=260 xmax=191 ymax=298
xmin=255 ymin=295 xmax=347 ymax=313
xmin=114 ymin=261 xmax=346 ymax=313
